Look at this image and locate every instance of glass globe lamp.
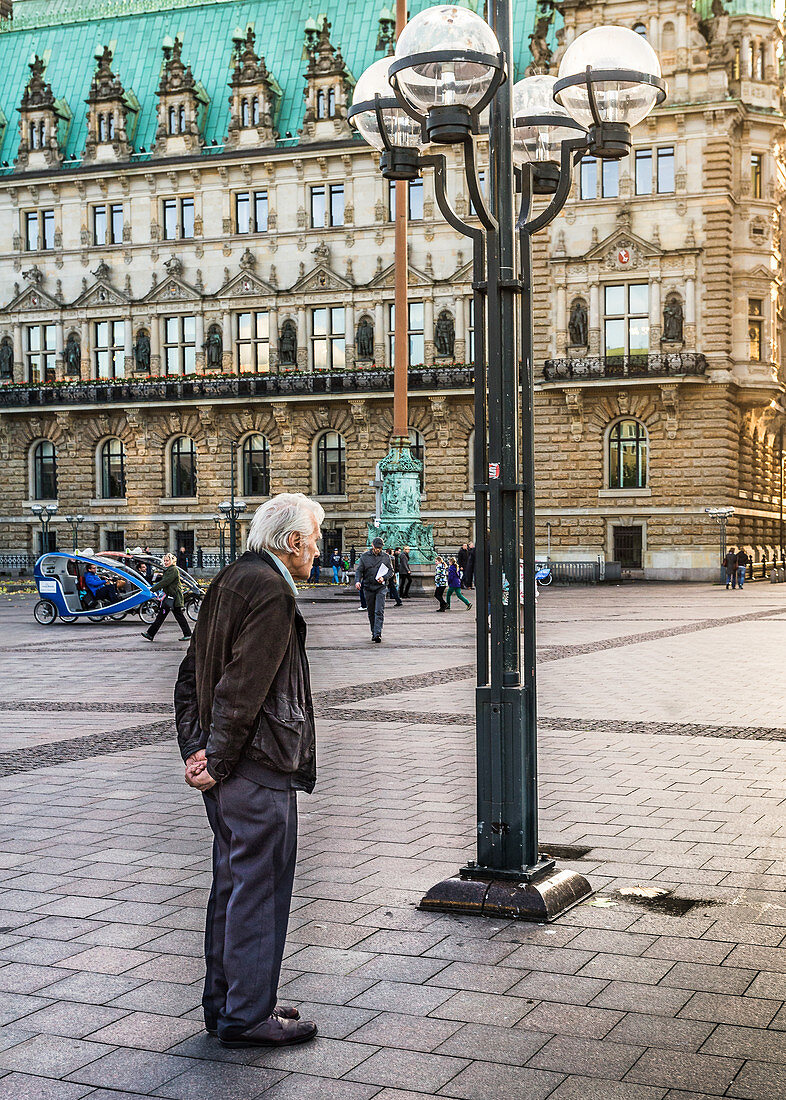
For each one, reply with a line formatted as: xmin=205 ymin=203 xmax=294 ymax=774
xmin=512 ymin=75 xmax=586 ymax=192
xmin=349 ymin=57 xmax=425 ymax=178
xmin=389 ymin=5 xmax=504 ymax=144
xmin=554 ymin=25 xmax=666 ymax=157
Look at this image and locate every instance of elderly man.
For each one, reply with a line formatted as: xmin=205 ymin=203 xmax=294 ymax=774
xmin=174 ymin=493 xmax=323 ymax=1049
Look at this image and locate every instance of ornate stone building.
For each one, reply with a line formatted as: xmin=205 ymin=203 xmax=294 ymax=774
xmin=0 ymin=0 xmax=783 ymax=578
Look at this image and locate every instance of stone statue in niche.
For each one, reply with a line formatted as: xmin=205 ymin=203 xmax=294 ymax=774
xmin=65 ymin=333 xmax=81 ymax=376
xmin=356 ymin=316 xmax=374 ymax=360
xmin=279 ymin=320 xmax=297 ymax=366
xmin=133 ymin=330 xmax=150 ymax=373
xmin=568 ymin=299 xmax=588 ymax=346
xmin=435 ymin=310 xmax=455 ymax=358
xmin=0 ymin=338 xmax=13 ymax=379
xmin=204 ymin=325 xmax=223 ymax=368
xmin=662 ymin=296 xmax=684 ymax=342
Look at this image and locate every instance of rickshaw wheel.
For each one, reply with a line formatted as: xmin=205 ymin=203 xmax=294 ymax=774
xmin=60 ymin=614 xmax=78 ymax=624
xmin=185 ymin=596 xmax=202 ymax=622
xmin=87 ymin=613 xmax=106 ymax=623
xmin=33 ymin=599 xmax=58 ymax=625
xmin=110 ymin=610 xmax=128 ymax=621
xmin=139 ymin=599 xmax=159 ymax=625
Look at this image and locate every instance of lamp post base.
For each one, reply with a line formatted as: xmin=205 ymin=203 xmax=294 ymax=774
xmin=419 ymin=865 xmax=593 ymax=923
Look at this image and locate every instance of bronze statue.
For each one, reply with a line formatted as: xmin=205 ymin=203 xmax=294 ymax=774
xmin=133 ymin=330 xmax=150 ymax=372
xmin=356 ymin=316 xmax=374 ymax=360
xmin=663 ymin=296 xmax=684 ymax=342
xmin=435 ymin=310 xmax=455 ymax=358
xmin=204 ymin=326 xmax=223 ymax=368
xmin=65 ymin=333 xmax=81 ymax=376
xmin=568 ymin=299 xmax=588 ymax=346
xmin=279 ymin=319 xmax=297 ymax=366
xmin=0 ymin=338 xmax=12 ymax=379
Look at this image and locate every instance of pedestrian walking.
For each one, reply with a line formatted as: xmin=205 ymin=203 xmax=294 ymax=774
xmin=341 ymin=555 xmax=352 ymax=585
xmin=174 ymin=492 xmax=323 ymax=1049
xmin=446 ymin=557 xmax=472 ymax=609
xmin=177 ymin=545 xmax=190 ymax=572
xmin=434 ymin=556 xmax=448 ymax=611
xmin=724 ymin=548 xmax=738 ymax=589
xmin=355 ymin=537 xmax=395 ymax=641
xmin=399 ymin=545 xmax=413 ymax=599
xmin=464 ymin=542 xmax=475 ymax=589
xmin=385 ymin=547 xmax=403 ymax=607
xmin=141 ymin=553 xmax=193 ymax=641
xmin=736 ymin=547 xmax=749 ymax=589
xmin=457 ymin=544 xmax=469 ymax=581
xmin=308 ymin=551 xmax=321 ymax=584
xmin=330 ymin=549 xmax=342 ymax=584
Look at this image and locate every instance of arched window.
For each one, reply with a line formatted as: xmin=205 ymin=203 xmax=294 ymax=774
xmin=317 ymin=89 xmax=327 ymax=119
xmin=178 ymin=104 xmax=186 ymax=133
xmin=33 ymin=440 xmax=57 ymax=500
xmin=100 ymin=438 xmax=126 ymax=499
xmin=252 ymin=95 xmax=260 ymax=124
xmin=328 ymin=88 xmax=336 ymax=117
xmin=608 ymin=420 xmax=648 ymax=490
xmin=242 ymin=434 xmax=271 ymax=496
xmin=633 ymin=22 xmax=647 ymax=37
xmin=108 ymin=114 xmax=115 ymax=139
xmin=409 ymin=427 xmax=425 ymax=492
xmin=29 ymin=121 xmax=39 ymax=149
xmin=661 ymin=21 xmax=676 ymax=51
xmin=316 ymin=431 xmax=346 ymax=495
xmin=168 ymin=105 xmax=177 ymax=134
xmin=241 ymin=97 xmax=250 ymax=126
xmin=171 ymin=436 xmax=197 ymax=497
xmin=98 ymin=114 xmax=107 ymax=142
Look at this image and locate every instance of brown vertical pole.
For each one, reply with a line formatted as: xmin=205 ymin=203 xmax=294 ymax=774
xmin=392 ymin=0 xmax=408 ymax=438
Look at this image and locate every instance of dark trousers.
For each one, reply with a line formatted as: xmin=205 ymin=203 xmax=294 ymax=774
xmin=434 ymin=585 xmax=448 ymax=610
xmin=359 ymin=586 xmax=367 ymax=609
xmin=400 ymin=574 xmax=412 ymax=599
xmin=387 ymin=577 xmax=402 ymax=604
xmin=202 ymin=775 xmax=298 ymax=1038
xmin=463 ymin=563 xmax=474 ymax=588
xmin=146 ymin=603 xmax=191 ymax=638
xmin=365 ymin=586 xmax=386 ymax=637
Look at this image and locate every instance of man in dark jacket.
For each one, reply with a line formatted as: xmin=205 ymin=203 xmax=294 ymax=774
xmin=355 ymin=537 xmax=394 ymax=641
xmin=141 ymin=553 xmax=191 ymax=641
xmin=724 ymin=548 xmax=738 ymax=589
xmin=174 ymin=493 xmax=323 ymax=1049
xmin=399 ymin=545 xmax=412 ymax=599
xmin=735 ymin=547 xmax=749 ymax=589
xmin=464 ymin=542 xmax=475 ymax=589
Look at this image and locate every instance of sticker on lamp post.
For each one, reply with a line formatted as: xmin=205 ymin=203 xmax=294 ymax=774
xmin=489 ymin=462 xmax=500 ymax=479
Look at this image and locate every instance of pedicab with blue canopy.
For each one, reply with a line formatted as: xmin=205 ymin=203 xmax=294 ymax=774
xmin=32 ymin=551 xmax=161 ymax=625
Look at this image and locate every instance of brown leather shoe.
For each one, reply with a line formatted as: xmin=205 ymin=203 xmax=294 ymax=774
xmin=205 ymin=1003 xmax=300 ymax=1036
xmin=219 ymin=1014 xmax=317 ymax=1048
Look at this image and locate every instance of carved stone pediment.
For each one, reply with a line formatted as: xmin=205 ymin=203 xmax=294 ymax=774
xmin=72 ymin=280 xmax=128 ymax=309
xmin=290 ymin=264 xmax=353 ymax=294
xmin=216 ymin=270 xmax=277 ymax=299
xmin=583 ymin=228 xmax=664 ymax=272
xmin=141 ymin=275 xmax=201 ymax=303
xmin=368 ymin=262 xmax=434 ymax=290
xmin=5 ymin=285 xmax=60 ymax=313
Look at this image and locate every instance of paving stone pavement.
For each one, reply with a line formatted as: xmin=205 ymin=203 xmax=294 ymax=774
xmin=1 ymin=582 xmax=786 ymax=1097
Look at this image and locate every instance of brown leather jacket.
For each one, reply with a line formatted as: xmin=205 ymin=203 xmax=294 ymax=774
xmin=174 ymin=549 xmax=316 ymax=791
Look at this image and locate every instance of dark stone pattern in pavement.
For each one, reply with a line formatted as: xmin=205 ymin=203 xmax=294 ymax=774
xmin=0 ymin=721 xmax=174 ymax=777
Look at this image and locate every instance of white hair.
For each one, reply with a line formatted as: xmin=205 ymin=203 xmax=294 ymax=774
xmin=246 ymin=493 xmax=324 ymax=554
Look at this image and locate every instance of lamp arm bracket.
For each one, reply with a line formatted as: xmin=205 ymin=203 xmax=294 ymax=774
xmin=522 ymin=134 xmax=588 ymax=235
xmin=463 ymin=136 xmax=497 ymax=233
xmin=420 ymin=152 xmax=484 ymax=245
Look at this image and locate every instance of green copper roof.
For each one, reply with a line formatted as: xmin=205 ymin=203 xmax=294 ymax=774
xmin=0 ymin=0 xmax=542 ymax=167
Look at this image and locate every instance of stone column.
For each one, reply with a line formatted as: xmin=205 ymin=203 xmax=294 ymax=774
xmin=589 ymin=283 xmax=600 ymax=354
xmin=556 ymin=283 xmax=567 ymax=357
xmin=150 ymin=313 xmax=161 ymax=374
xmin=222 ymin=310 xmax=232 ymax=371
xmin=55 ymin=322 xmax=65 ymax=381
xmin=685 ymin=276 xmax=696 ymax=348
xmin=80 ymin=319 xmax=90 ymax=380
xmin=454 ymin=296 xmax=466 ymax=362
xmin=269 ymin=307 xmax=279 ymax=372
xmin=297 ymin=308 xmax=308 ymax=370
xmin=423 ymin=298 xmax=434 ymax=365
xmin=13 ymin=322 xmax=23 ymax=384
xmin=159 ymin=315 xmax=168 ymax=374
xmin=650 ymin=277 xmax=661 ymax=348
xmin=344 ymin=302 xmax=355 ymax=370
xmin=194 ymin=312 xmax=205 ymax=373
xmin=375 ymin=300 xmax=386 ymax=367
xmin=123 ymin=318 xmax=133 ymax=376
xmin=741 ymin=35 xmax=751 ymax=77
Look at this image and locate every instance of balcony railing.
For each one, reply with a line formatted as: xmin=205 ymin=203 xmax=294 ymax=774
xmin=0 ymin=365 xmax=474 ymax=410
xmin=542 ymin=353 xmax=708 ymax=383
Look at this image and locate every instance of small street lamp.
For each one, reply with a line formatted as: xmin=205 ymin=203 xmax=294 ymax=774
xmin=213 ymin=514 xmax=228 ymax=568
xmin=64 ymin=514 xmax=85 ymax=553
xmin=30 ymin=502 xmax=59 ymax=554
xmin=351 ymin=7 xmax=665 ymax=921
xmin=218 ymin=499 xmax=247 ymax=563
xmin=705 ymin=507 xmax=735 ymax=585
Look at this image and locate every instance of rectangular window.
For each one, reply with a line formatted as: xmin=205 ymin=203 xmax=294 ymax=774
xmin=329 ymin=183 xmax=344 ymax=226
xmin=93 ymin=204 xmax=123 ymax=245
xmin=236 ymin=310 xmax=270 ymax=373
xmin=310 ymin=184 xmax=343 ymax=228
xmin=388 ymin=178 xmax=425 ymax=221
xmin=94 ymin=320 xmax=124 ymax=378
xmin=310 ymin=185 xmax=326 ymax=228
xmin=311 ymin=306 xmax=345 ymax=370
xmin=604 ymin=283 xmax=649 ymax=358
xmin=601 ymin=159 xmax=619 ymax=198
xmin=580 ymin=157 xmax=597 ymax=200
xmin=656 ymin=146 xmax=675 ymax=193
xmin=468 ymin=298 xmax=475 ymax=362
xmin=24 ymin=210 xmax=55 ymax=251
xmin=25 ymin=323 xmax=56 ymax=384
xmin=163 ymin=197 xmax=194 ymax=240
xmin=751 ymin=153 xmax=763 ymax=199
xmin=163 ymin=316 xmax=196 ymax=375
xmin=749 ymin=298 xmax=763 ymax=361
xmin=388 ymin=302 xmax=425 ymax=366
xmin=469 ymin=170 xmax=487 ymax=217
xmin=635 ymin=149 xmax=653 ymax=195
xmin=111 ymin=203 xmax=123 ymax=244
xmin=235 ymin=190 xmax=268 ymax=234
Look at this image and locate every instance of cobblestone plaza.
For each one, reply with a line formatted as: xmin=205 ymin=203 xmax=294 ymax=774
xmin=2 ymin=584 xmax=786 ymax=1098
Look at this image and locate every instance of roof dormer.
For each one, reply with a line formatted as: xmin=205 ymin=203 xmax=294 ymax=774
xmin=153 ymin=36 xmax=207 ymax=157
xmin=15 ymin=55 xmax=70 ymax=171
xmin=83 ymin=46 xmax=139 ymax=164
xmin=225 ymin=27 xmax=279 ymax=148
xmin=299 ymin=17 xmax=354 ymax=143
